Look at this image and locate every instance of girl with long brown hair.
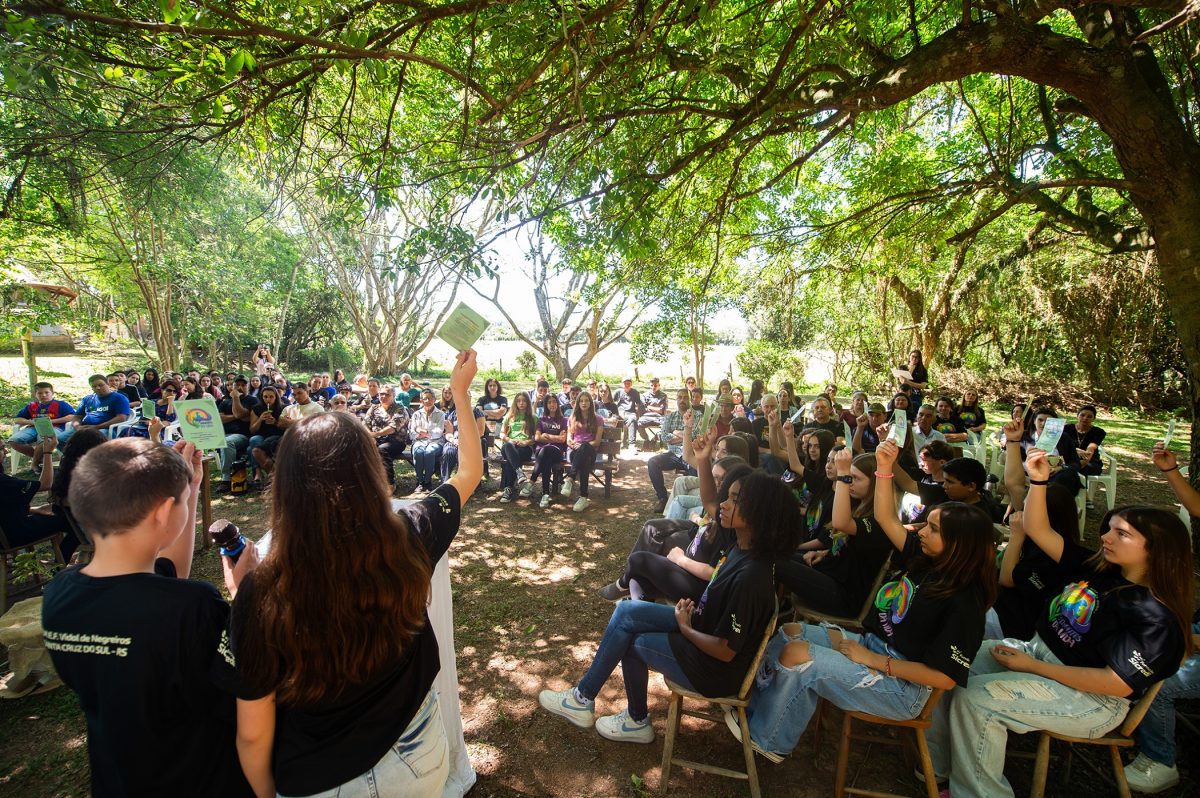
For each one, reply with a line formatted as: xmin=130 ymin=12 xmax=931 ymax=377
xmin=739 ymin=437 xmax=997 ymax=764
xmin=230 ymin=351 xmax=482 ymax=798
xmin=563 ymin=391 xmax=603 ymax=512
xmin=498 ymin=391 xmax=537 ymax=502
xmin=927 ymin=447 xmax=1195 ymax=798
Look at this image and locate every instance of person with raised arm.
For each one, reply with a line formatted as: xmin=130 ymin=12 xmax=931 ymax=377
xmin=230 ymin=350 xmax=483 ymax=798
xmin=736 ymin=437 xmax=996 ymax=763
xmin=539 ymin=425 xmax=795 ymax=745
xmin=986 ymin=416 xmax=1092 ymax=640
xmin=927 ymin=447 xmax=1194 ymax=798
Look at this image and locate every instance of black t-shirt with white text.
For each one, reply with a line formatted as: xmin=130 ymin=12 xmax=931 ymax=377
xmin=864 ymin=544 xmax=984 ymax=687
xmin=669 ymin=546 xmax=776 ymax=697
xmin=1036 ymin=548 xmax=1185 ymax=699
xmin=232 ymin=484 xmax=462 ymax=796
xmin=42 ymin=558 xmax=252 ymax=798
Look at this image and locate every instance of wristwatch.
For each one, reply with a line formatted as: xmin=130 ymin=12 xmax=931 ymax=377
xmin=836 ymin=475 xmax=853 ymax=484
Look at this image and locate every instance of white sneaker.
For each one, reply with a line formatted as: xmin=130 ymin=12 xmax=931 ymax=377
xmin=573 ymin=496 xmax=590 ymax=512
xmin=538 ymin=687 xmax=595 ymax=729
xmin=539 ymin=494 xmax=552 ymax=509
xmin=561 ymin=477 xmax=574 ymax=497
xmin=596 ymin=709 xmax=655 ymax=744
xmin=724 ymin=706 xmax=785 ymax=763
xmin=1124 ymin=753 xmax=1179 ymax=794
xmin=519 ymin=481 xmax=534 ymax=498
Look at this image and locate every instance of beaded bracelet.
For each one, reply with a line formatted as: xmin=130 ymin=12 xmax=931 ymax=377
xmin=885 ymin=656 xmax=893 ymax=677
xmin=875 ymin=471 xmax=894 ymax=479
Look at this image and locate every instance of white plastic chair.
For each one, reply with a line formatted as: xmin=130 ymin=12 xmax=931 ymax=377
xmin=966 ymin=430 xmax=988 ymax=468
xmin=1084 ymin=446 xmax=1117 ymax=511
xmin=987 ymin=430 xmax=1006 ymax=483
xmin=6 ymin=422 xmax=69 ymax=473
xmin=104 ymin=405 xmax=142 ymax=439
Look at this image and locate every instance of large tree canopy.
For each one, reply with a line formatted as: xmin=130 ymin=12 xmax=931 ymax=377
xmin=4 ymin=2 xmax=1199 ymax=432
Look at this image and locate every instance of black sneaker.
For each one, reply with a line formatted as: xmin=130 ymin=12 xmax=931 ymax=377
xmin=598 ymin=582 xmax=630 ymax=602
xmin=653 ymin=497 xmax=668 ymax=515
xmin=500 ymin=487 xmax=514 ymax=503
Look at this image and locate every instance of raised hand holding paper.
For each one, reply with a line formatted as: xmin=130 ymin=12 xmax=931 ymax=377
xmin=437 ymin=302 xmax=490 ymax=352
xmin=33 ymin=416 xmax=56 ymax=439
xmin=174 ymin=398 xmax=230 ymax=450
xmin=1163 ymin=419 xmax=1176 ymax=449
xmin=888 ymin=409 xmax=907 ymax=447
xmin=1034 ymin=417 xmax=1065 ymax=454
xmin=699 ymin=402 xmax=717 ymax=436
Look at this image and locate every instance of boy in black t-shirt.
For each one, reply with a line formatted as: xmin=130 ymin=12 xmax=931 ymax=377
xmin=41 ymin=438 xmax=255 ymax=798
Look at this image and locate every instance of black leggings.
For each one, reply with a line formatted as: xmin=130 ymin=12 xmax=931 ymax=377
xmin=624 ymin=551 xmax=708 ymax=603
xmin=532 ymin=446 xmax=565 ymax=493
xmin=775 ymin=556 xmax=859 ymax=617
xmin=500 ymin=442 xmax=534 ymax=488
xmin=568 ymin=442 xmax=597 ymax=497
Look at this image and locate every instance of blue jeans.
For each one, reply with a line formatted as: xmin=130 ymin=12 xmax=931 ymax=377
xmin=220 ymin=434 xmax=249 ymax=480
xmin=647 ymin=451 xmax=694 ymax=502
xmin=577 ymin=600 xmax=694 ymax=722
xmin=411 ymin=440 xmax=443 ymax=486
xmin=746 ymin=623 xmax=932 ymax=758
xmin=9 ymin=424 xmax=72 ymax=448
xmin=439 ymin=443 xmax=459 ymax=482
xmin=288 ymin=688 xmax=447 ymax=798
xmin=1136 ymin=624 xmax=1200 ymax=765
xmin=926 ymin=636 xmax=1130 ymax=798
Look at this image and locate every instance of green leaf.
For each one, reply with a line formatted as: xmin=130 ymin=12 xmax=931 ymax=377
xmin=161 ymin=0 xmax=181 ymax=24
xmin=225 ymin=49 xmax=245 ymax=80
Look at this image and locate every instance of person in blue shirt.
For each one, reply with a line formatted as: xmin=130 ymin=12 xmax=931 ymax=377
xmin=66 ymin=374 xmax=131 ymax=440
xmin=8 ymin=381 xmax=75 ymax=457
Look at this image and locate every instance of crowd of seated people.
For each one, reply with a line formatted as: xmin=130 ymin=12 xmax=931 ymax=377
xmin=5 ymin=352 xmax=1199 ymax=798
xmin=536 ymin=369 xmax=1198 ymax=798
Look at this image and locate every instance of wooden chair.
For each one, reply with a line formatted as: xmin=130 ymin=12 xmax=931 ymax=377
xmin=590 ymin=425 xmax=623 ymax=499
xmin=0 ymin=525 xmax=66 ymax=613
xmin=660 ymin=603 xmax=779 ymax=798
xmin=1029 ymin=682 xmax=1163 ymax=798
xmin=811 ymin=687 xmax=946 ymax=798
xmin=791 ymin=553 xmax=893 ymax=632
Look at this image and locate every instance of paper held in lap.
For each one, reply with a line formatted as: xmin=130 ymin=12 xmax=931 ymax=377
xmin=33 ymin=416 xmax=56 ymax=438
xmin=437 ymin=302 xmax=490 ymax=352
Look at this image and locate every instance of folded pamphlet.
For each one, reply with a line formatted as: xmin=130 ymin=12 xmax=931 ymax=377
xmin=436 ymin=302 xmax=490 ymax=352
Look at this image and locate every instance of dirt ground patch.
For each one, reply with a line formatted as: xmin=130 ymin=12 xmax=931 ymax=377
xmin=2 ymin=429 xmax=1197 ymax=797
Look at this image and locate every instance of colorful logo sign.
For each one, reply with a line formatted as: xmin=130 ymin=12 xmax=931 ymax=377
xmin=184 ymin=407 xmax=215 ymax=427
xmin=874 ymin=576 xmax=915 ymax=625
xmin=1048 ymin=581 xmax=1098 ymax=639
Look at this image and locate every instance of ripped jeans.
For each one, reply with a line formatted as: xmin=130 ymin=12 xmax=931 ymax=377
xmin=745 ymin=623 xmax=932 ymax=758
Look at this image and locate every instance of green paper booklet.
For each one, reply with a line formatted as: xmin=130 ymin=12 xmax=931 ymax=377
xmin=33 ymin=416 xmax=56 ymax=439
xmin=437 ymin=302 xmax=490 ymax=352
xmin=174 ymin=398 xmax=230 ymax=450
xmin=843 ymin=420 xmax=853 ymax=445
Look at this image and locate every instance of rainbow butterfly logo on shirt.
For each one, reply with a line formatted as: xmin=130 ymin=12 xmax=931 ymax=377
xmin=1048 ymin=581 xmax=1098 ymax=636
xmin=183 ymin=408 xmax=215 ymax=428
xmin=874 ymin=576 xmax=915 ymax=624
